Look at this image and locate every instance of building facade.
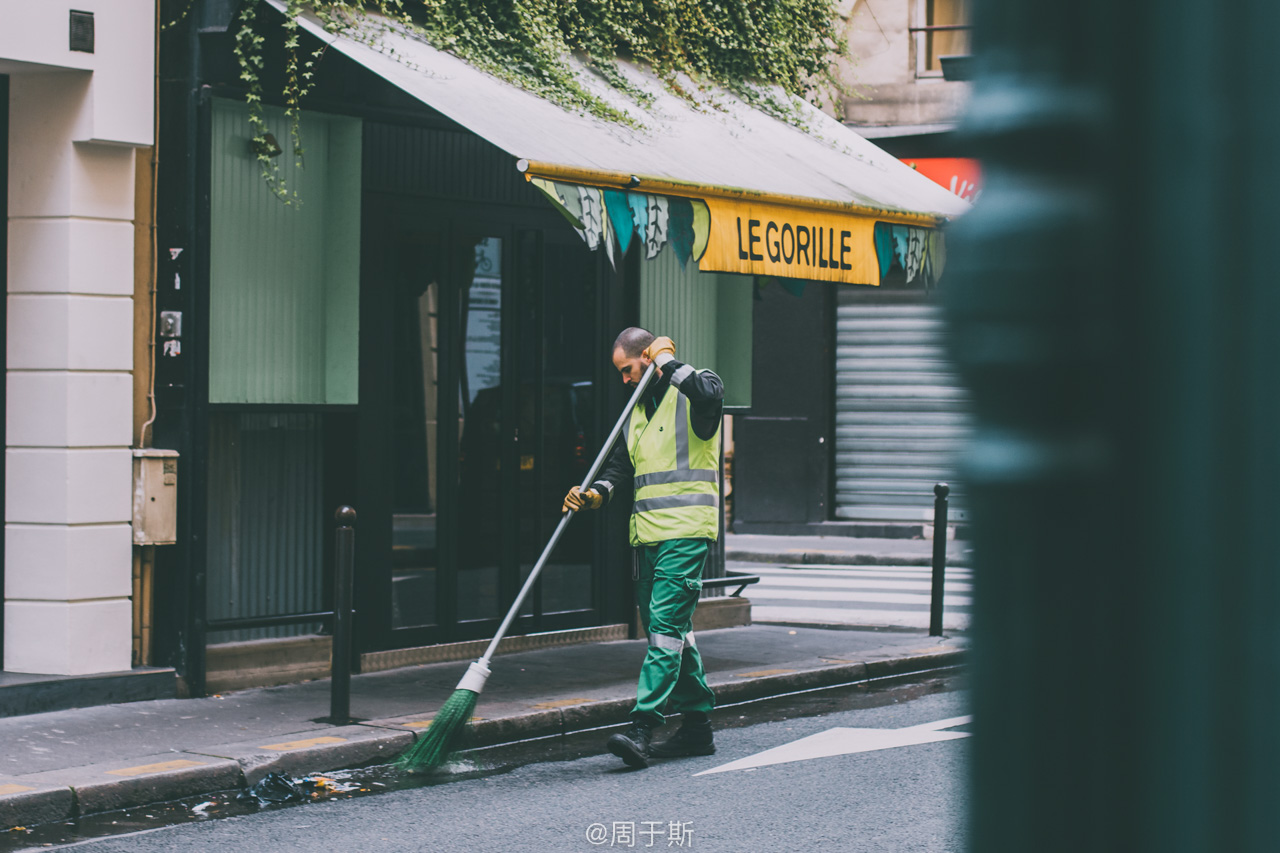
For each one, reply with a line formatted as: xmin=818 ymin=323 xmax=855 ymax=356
xmin=840 ymin=0 xmax=971 ymax=136
xmin=3 ymin=1 xmax=962 ymax=706
xmin=145 ymin=2 xmax=961 ymax=696
xmin=1 ymin=1 xmax=155 ymax=679
xmin=732 ymin=0 xmax=976 ymax=535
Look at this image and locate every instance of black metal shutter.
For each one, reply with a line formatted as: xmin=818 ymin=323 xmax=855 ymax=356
xmin=833 ymin=291 xmax=970 ymax=524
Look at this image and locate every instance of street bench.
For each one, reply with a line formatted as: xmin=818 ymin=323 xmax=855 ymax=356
xmin=702 ymin=571 xmax=761 ymax=597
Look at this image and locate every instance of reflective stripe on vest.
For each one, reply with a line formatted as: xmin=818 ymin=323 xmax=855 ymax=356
xmin=627 ymin=382 xmax=721 ymax=545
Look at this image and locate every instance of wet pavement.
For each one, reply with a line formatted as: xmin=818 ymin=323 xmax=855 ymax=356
xmin=0 ymin=669 xmax=966 ymax=851
xmin=0 ymin=623 xmax=966 ymax=835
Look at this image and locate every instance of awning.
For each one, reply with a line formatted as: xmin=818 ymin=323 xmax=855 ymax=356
xmin=279 ymin=4 xmax=970 ymax=286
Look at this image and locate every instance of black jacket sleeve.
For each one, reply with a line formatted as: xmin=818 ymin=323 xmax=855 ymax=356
xmin=662 ymin=358 xmax=724 ymax=441
xmin=590 ymin=439 xmax=633 ymax=504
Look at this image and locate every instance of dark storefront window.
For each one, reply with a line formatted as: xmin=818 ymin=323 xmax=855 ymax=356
xmin=360 ymin=122 xmax=625 ymax=650
xmin=515 ymin=240 xmax=599 ymax=618
xmin=456 ymin=237 xmax=505 ymax=623
xmin=389 ymin=265 xmax=442 ymax=630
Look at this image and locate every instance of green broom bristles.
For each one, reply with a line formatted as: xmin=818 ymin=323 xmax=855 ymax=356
xmin=397 ymin=688 xmax=479 ymax=771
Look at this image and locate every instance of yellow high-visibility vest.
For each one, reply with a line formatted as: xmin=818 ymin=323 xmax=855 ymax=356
xmin=626 ymin=376 xmax=721 ymax=545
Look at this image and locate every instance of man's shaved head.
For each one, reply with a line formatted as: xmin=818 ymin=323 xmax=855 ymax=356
xmin=613 ymin=327 xmax=655 ymax=359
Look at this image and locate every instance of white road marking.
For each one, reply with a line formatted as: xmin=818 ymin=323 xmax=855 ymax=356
xmin=752 ymin=575 xmax=973 ymax=593
xmin=765 ymin=565 xmax=973 ymax=576
xmin=745 ymin=563 xmax=972 ymax=630
xmin=747 ymin=588 xmax=973 ymax=606
xmin=695 ymin=716 xmax=972 ymax=776
xmin=751 ymin=605 xmax=971 ymax=630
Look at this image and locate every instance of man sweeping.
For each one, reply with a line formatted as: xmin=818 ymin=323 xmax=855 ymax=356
xmin=563 ymin=327 xmax=723 ymax=769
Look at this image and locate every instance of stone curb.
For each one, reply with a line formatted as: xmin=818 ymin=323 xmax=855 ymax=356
xmin=0 ymin=780 xmax=75 ymax=829
xmin=726 ymin=549 xmax=972 ymax=568
xmin=449 ymin=647 xmax=966 ymax=745
xmin=0 ymin=648 xmax=965 ymax=830
xmin=186 ymin=725 xmax=416 ymax=787
xmin=17 ymin=755 xmax=243 ymax=819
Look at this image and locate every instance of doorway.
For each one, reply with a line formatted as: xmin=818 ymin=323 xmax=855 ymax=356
xmin=360 ymin=203 xmax=611 ymax=652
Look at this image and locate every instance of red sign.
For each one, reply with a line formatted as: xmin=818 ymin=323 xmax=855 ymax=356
xmin=901 ymin=158 xmax=981 ymax=203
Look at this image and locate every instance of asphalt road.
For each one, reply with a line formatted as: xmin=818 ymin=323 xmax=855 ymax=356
xmin=26 ymin=675 xmax=969 ymax=853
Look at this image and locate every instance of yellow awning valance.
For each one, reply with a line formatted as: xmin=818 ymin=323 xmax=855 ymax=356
xmin=522 ymin=164 xmax=946 ymax=288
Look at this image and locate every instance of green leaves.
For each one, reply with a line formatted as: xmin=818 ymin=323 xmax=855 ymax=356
xmin=391 ymin=0 xmax=845 ymax=123
xmin=235 ymin=0 xmax=844 ymax=200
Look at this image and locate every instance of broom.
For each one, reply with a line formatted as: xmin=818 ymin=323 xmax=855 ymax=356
xmin=399 ymin=361 xmax=658 ymax=771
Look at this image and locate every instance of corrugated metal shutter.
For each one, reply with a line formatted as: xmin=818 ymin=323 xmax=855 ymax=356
xmin=206 ymin=413 xmax=325 ymax=642
xmin=833 ymin=291 xmax=970 ymax=523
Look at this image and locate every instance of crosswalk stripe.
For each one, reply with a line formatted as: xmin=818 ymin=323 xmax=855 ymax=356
xmin=764 ymin=563 xmax=971 ymax=573
xmin=751 ymin=605 xmax=971 ymax=630
xmin=749 ymin=575 xmax=973 ymax=593
xmin=751 ymin=588 xmax=972 ymax=606
xmin=740 ymin=559 xmax=972 ymax=630
xmin=747 ymin=566 xmax=972 ymax=580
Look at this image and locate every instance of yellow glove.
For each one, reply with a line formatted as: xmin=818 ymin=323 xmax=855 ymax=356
xmin=563 ymin=485 xmax=603 ymax=513
xmin=643 ymin=336 xmax=676 ymax=362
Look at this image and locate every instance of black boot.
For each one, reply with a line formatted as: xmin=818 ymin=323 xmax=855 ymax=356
xmin=606 ymin=720 xmax=653 ymax=769
xmin=649 ymin=715 xmax=715 ymax=758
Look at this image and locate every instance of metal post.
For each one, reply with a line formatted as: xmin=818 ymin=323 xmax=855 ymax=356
xmin=929 ymin=483 xmax=949 ymax=637
xmin=329 ymin=506 xmax=356 ymax=724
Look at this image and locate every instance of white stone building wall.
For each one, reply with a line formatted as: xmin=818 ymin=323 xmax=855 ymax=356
xmin=837 ymin=0 xmax=970 ymax=129
xmin=1 ymin=0 xmax=153 ymax=675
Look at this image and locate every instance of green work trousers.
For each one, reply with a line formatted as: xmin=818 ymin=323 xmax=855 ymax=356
xmin=631 ymin=538 xmax=716 ymax=726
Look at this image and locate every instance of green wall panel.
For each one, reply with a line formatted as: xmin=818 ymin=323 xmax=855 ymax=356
xmin=639 ymin=249 xmax=752 ymax=408
xmin=715 ymin=275 xmax=753 ymax=409
xmin=209 ymin=99 xmax=361 ymax=404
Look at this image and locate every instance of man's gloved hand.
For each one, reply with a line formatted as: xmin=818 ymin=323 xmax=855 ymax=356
xmin=643 ymin=336 xmax=676 ymax=364
xmin=563 ymin=485 xmax=603 ymax=513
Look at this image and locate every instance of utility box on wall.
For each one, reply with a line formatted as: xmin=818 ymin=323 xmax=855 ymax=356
xmin=133 ymin=449 xmax=179 ymax=545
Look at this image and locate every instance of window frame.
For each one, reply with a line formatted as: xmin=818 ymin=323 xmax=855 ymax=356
xmin=913 ymin=0 xmax=973 ymax=79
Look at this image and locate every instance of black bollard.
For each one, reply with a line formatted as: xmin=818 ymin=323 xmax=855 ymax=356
xmin=929 ymin=484 xmax=949 ymax=637
xmin=330 ymin=506 xmax=357 ymax=724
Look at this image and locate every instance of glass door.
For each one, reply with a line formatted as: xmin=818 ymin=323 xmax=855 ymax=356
xmin=512 ymin=234 xmax=601 ymax=629
xmin=454 ymin=236 xmax=506 ymax=627
xmin=388 ymin=232 xmax=445 ymax=631
xmin=385 ymin=227 xmax=511 ymax=640
xmin=378 ymin=218 xmax=606 ymax=647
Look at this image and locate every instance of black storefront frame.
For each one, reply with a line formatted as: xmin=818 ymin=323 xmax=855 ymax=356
xmin=357 ymin=193 xmax=637 ymax=655
xmin=155 ymin=8 xmax=640 ymax=693
xmin=163 ymin=133 xmax=637 ymax=692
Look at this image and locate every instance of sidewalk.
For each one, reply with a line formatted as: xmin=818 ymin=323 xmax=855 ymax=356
xmin=0 ymin=623 xmax=966 ymax=829
xmin=725 ymin=532 xmax=974 ymax=567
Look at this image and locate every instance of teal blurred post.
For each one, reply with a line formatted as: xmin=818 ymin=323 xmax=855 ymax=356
xmin=948 ymin=1 xmax=1280 ymax=851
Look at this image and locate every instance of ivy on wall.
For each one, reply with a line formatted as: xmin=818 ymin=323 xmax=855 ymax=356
xmin=231 ymin=0 xmax=849 ymax=201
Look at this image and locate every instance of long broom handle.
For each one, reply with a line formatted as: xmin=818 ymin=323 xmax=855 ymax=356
xmin=477 ymin=361 xmax=658 ymax=666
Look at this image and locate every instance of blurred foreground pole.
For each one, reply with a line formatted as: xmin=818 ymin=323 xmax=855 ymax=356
xmin=949 ymin=2 xmax=1280 ymax=851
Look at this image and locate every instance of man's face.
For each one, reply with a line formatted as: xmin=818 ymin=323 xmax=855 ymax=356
xmin=613 ymin=347 xmax=652 ymax=387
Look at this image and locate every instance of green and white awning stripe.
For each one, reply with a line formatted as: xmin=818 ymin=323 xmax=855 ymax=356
xmin=529 ymin=177 xmax=710 ymax=271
